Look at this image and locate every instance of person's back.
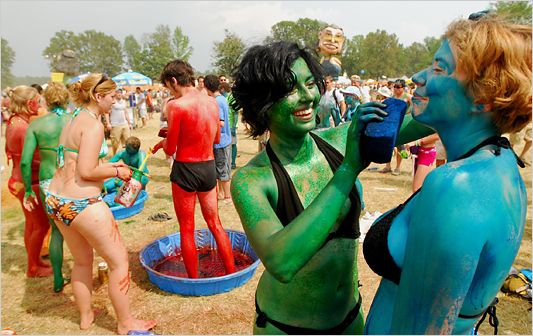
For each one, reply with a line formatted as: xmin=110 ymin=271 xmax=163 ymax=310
xmin=6 ymin=115 xmax=40 ymax=184
xmin=30 ymin=113 xmax=72 ymax=180
xmin=154 ymin=59 xmax=235 ymax=279
xmin=168 ymin=90 xmax=219 ymax=162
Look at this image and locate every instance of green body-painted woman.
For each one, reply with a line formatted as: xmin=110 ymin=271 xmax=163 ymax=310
xmin=21 ymin=81 xmax=72 ymax=292
xmin=230 ymin=41 xmax=416 ymax=334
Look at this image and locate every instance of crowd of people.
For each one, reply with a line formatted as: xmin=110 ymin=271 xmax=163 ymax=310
xmin=0 ymin=11 xmax=531 ymax=335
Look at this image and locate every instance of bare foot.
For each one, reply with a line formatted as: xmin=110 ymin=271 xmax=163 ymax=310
xmin=38 ymin=259 xmax=51 ymax=268
xmin=80 ymin=308 xmax=99 ymax=330
xmin=27 ymin=265 xmax=53 ymax=277
xmin=117 ymin=318 xmax=157 ymax=335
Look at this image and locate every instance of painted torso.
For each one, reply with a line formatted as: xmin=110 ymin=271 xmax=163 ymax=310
xmin=249 ymin=126 xmax=361 ymax=329
xmin=32 ymin=112 xmax=72 ymax=180
xmin=164 ymin=91 xmax=219 ymax=162
xmin=366 ymin=143 xmax=526 ymax=334
xmin=5 ymin=115 xmax=40 ymax=185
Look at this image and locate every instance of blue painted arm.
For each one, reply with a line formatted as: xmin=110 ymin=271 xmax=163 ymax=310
xmin=108 ymin=151 xmax=123 ymax=163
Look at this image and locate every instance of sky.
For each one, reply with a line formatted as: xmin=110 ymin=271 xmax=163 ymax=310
xmin=0 ymin=0 xmax=493 ymax=77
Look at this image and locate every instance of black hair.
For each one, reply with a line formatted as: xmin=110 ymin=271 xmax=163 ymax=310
xmin=230 ymin=41 xmax=325 ymax=138
xmin=204 ymin=75 xmax=220 ymax=92
xmin=394 ymin=79 xmax=406 ymax=87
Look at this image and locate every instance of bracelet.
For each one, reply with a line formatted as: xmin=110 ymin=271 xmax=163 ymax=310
xmin=115 ymin=167 xmax=119 ymax=177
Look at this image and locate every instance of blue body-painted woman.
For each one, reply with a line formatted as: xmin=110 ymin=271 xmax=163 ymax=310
xmin=363 ymin=14 xmax=531 ymax=334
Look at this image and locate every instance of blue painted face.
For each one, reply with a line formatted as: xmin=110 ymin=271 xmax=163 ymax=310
xmin=411 ymin=39 xmax=474 ymax=127
xmin=267 ymin=57 xmax=321 ymax=138
xmin=125 ymin=145 xmax=138 ymax=156
xmin=344 ymin=95 xmax=357 ymax=109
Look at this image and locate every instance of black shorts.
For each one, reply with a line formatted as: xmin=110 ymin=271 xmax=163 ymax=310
xmin=170 ymin=160 xmax=216 ymax=192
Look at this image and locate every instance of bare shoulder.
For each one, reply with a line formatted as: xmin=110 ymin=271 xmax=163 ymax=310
xmin=311 ymin=123 xmax=350 ymax=153
xmin=234 ymin=151 xmax=270 ymax=177
xmin=422 ymin=164 xmax=472 ymax=198
xmin=232 ymin=151 xmax=273 ymax=190
xmin=419 ymin=158 xmax=505 ymax=210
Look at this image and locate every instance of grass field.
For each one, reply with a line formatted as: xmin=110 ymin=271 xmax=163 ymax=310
xmin=1 ymin=116 xmax=531 ymax=334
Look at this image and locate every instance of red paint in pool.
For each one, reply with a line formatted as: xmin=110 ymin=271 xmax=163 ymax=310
xmin=153 ymin=247 xmax=254 ymax=278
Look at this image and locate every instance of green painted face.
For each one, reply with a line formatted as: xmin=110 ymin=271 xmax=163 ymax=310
xmin=267 ymin=57 xmax=321 ymax=139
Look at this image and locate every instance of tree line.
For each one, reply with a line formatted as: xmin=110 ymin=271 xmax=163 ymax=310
xmin=1 ymin=1 xmax=530 ymax=89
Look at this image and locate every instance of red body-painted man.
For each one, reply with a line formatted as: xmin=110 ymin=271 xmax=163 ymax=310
xmin=153 ymin=59 xmax=235 ymax=278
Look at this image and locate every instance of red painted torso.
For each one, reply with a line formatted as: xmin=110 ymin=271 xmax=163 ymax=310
xmin=5 ymin=115 xmax=40 ymax=185
xmin=163 ymin=90 xmax=220 ymax=162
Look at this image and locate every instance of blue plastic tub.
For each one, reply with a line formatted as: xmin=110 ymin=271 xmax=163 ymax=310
xmin=139 ymin=229 xmax=261 ymax=296
xmin=103 ymin=190 xmax=148 ymax=220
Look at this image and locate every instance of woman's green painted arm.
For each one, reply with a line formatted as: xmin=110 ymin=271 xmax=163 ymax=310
xmin=231 ymin=110 xmax=381 ymax=283
xmin=20 ymin=125 xmax=37 ymax=196
xmin=231 ymin=160 xmax=359 ymax=283
xmin=396 ymin=114 xmax=435 ymax=145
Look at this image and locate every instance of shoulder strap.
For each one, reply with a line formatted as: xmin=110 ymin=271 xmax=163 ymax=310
xmin=457 ymin=135 xmax=525 ymax=168
xmin=265 ymin=142 xmax=304 ymax=226
xmin=310 ymin=133 xmax=361 ymax=240
xmin=332 ymin=89 xmax=339 ymax=109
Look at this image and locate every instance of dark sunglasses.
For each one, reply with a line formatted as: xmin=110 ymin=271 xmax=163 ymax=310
xmin=468 ymin=10 xmax=490 ymax=21
xmin=394 ymin=85 xmax=403 ymax=89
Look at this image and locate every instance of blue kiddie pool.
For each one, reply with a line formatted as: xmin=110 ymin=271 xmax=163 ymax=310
xmin=140 ymin=229 xmax=261 ymax=296
xmin=103 ymin=190 xmax=148 ymax=220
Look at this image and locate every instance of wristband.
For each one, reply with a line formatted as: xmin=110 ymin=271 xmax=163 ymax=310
xmin=115 ymin=167 xmax=119 ymax=177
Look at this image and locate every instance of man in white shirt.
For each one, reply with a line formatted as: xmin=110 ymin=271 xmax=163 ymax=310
xmin=105 ymin=90 xmax=132 ymax=154
xmin=135 ymin=86 xmax=147 ymax=127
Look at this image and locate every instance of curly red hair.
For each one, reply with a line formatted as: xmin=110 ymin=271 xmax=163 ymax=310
xmin=446 ymin=15 xmax=532 ymax=134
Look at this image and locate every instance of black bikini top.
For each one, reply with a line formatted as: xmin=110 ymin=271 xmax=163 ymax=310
xmin=266 ymin=132 xmax=361 ymax=247
xmin=363 ymin=136 xmax=525 ymax=285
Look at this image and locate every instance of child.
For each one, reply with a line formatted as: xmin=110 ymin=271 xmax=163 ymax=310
xmin=104 ymin=136 xmax=149 ymax=193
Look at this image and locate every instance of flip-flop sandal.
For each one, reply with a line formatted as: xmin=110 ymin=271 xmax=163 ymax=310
xmin=148 ymin=212 xmax=172 ymax=222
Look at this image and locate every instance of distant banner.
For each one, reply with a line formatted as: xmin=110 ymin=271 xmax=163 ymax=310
xmin=51 ymin=72 xmax=64 ymax=83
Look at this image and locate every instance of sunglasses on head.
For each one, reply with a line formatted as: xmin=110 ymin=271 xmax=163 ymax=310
xmin=93 ymin=74 xmax=109 ymax=93
xmin=468 ymin=10 xmax=490 ymax=21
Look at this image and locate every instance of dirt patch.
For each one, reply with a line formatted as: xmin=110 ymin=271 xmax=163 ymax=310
xmin=1 ymin=117 xmax=531 ymax=334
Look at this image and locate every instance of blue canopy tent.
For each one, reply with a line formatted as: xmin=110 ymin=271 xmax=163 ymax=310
xmin=68 ymin=72 xmax=91 ymax=84
xmin=112 ymin=71 xmax=153 ymax=87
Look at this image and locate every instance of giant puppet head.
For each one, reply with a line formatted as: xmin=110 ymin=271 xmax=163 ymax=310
xmin=317 ymin=24 xmax=345 ymax=79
